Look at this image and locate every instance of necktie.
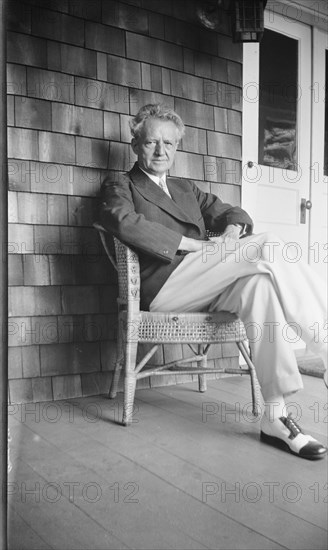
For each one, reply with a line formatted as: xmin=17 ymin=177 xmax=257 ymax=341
xmin=158 ymin=177 xmax=171 ymax=198
xmin=158 ymin=177 xmax=166 ymax=192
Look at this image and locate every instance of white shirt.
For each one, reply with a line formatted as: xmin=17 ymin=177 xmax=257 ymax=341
xmin=139 ymin=167 xmax=172 ymax=198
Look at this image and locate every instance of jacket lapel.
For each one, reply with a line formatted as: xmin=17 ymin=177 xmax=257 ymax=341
xmin=129 ymin=164 xmax=201 ymax=227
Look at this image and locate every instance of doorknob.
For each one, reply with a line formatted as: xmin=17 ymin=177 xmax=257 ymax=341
xmin=300 ymin=198 xmax=312 ymax=224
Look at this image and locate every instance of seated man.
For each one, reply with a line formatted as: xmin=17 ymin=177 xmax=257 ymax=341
xmin=99 ymin=103 xmax=327 ymax=460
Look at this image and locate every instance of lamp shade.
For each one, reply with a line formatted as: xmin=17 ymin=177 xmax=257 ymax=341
xmin=231 ymin=0 xmax=267 ymax=42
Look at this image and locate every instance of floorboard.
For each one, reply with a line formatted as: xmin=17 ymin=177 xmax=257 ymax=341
xmin=8 ymin=375 xmax=328 ymax=550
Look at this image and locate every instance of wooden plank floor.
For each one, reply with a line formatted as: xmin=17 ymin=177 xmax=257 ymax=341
xmin=8 ymin=375 xmax=328 ymax=550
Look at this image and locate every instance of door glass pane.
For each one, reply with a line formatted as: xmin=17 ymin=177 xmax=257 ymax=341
xmin=324 ymin=50 xmax=328 ymax=176
xmin=258 ymin=30 xmax=298 ymax=170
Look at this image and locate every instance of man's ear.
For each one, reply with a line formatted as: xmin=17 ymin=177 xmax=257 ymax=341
xmin=131 ymin=138 xmax=138 ymax=155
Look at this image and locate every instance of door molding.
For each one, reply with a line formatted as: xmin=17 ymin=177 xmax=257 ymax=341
xmin=266 ymin=0 xmax=328 ymax=32
xmin=309 ymin=28 xmax=328 ymax=281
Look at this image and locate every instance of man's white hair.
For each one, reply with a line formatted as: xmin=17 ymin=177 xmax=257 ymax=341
xmin=129 ymin=103 xmax=185 ymax=140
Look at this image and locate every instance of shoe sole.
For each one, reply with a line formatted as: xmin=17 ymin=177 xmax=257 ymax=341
xmin=260 ymin=431 xmax=327 ymax=460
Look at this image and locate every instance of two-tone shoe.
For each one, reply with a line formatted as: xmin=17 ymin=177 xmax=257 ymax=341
xmin=260 ymin=413 xmax=327 ymax=460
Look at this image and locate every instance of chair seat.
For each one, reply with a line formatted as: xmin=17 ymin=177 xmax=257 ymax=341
xmin=134 ymin=311 xmax=247 ymax=343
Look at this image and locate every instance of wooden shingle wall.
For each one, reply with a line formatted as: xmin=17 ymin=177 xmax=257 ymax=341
xmin=7 ymin=0 xmax=243 ymax=404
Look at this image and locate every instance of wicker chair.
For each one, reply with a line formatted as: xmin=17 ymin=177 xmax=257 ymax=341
xmin=94 ymin=223 xmax=262 ymax=426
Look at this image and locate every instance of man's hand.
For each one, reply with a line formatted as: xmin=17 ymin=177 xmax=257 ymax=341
xmin=178 ymin=225 xmax=243 ymax=253
xmin=178 ymin=236 xmax=208 ymax=252
xmin=220 ymin=224 xmax=243 ymax=242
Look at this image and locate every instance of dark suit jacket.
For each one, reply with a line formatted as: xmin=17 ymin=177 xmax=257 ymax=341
xmin=99 ymin=163 xmax=253 ymax=309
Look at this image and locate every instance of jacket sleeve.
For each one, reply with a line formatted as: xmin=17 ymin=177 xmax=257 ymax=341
xmin=190 ymin=181 xmax=254 ymax=234
xmin=99 ymin=174 xmax=182 ymax=262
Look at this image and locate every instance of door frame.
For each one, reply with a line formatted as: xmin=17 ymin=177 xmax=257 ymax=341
xmin=309 ymin=28 xmax=328 ymax=280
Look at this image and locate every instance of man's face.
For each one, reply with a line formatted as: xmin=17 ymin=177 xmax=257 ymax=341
xmin=132 ymin=118 xmax=180 ymax=177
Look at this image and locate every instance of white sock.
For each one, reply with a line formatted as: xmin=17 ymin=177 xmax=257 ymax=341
xmin=264 ymin=395 xmax=286 ymax=422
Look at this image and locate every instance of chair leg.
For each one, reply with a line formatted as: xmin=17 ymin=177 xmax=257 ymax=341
xmin=122 ymin=374 xmax=137 ymax=426
xmin=109 ymin=357 xmax=123 ymax=399
xmin=237 ymin=341 xmax=262 ymax=416
xmin=122 ymin=340 xmax=139 ymax=426
xmin=198 ymin=351 xmax=207 ymax=393
xmin=109 ymin=321 xmax=124 ymax=399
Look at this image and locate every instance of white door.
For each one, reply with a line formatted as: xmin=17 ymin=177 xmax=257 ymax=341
xmin=242 ymin=13 xmax=312 ymax=262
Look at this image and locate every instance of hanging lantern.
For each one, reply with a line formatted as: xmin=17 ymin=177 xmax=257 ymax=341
xmin=196 ymin=1 xmax=267 ymax=42
xmin=231 ymin=0 xmax=267 ymax=42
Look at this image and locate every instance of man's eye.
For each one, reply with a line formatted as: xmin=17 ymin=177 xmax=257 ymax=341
xmin=164 ymin=142 xmax=173 ymax=148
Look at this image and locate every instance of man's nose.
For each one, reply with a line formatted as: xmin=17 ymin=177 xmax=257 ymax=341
xmin=155 ymin=140 xmax=165 ymax=155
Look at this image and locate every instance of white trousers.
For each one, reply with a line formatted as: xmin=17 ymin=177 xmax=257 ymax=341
xmin=150 ymin=232 xmax=327 ymax=400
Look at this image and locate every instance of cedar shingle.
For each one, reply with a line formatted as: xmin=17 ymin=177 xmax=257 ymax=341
xmin=81 ymin=372 xmax=112 ymax=397
xmin=86 ymin=21 xmax=125 ymax=56
xmin=52 ymin=374 xmax=83 ymax=399
xmin=23 ymin=255 xmax=51 ymax=286
xmin=205 ymin=156 xmax=242 ymax=185
xmin=175 ymin=98 xmax=214 ymax=130
xmin=149 ymin=12 xmax=165 ymax=40
xmin=67 ymin=0 xmax=101 ymax=21
xmin=9 ymin=255 xmax=24 ymax=286
xmin=181 ymin=127 xmax=207 ymax=155
xmin=171 ymin=151 xmax=204 ymax=180
xmin=165 ymin=17 xmax=199 ymax=50
xmin=8 ymin=224 xmax=34 ymax=254
xmin=7 ymin=1 xmax=31 ymax=33
xmin=27 ymin=68 xmax=74 ymax=103
xmin=8 ymin=347 xmax=23 ymax=379
xmin=7 ymin=63 xmax=27 ymax=96
xmin=107 ymin=55 xmax=141 ymax=88
xmin=8 ymin=128 xmax=39 ymax=161
xmin=207 ymin=131 xmax=241 ymax=160
xmin=41 ymin=342 xmax=99 ymax=375
xmin=32 ymin=7 xmax=84 ymax=46
xmin=32 ymin=377 xmax=53 ymax=402
xmin=30 ymin=162 xmax=73 ymax=195
xmin=22 ymin=345 xmax=41 ymax=377
xmin=126 ymin=32 xmax=183 ymax=71
xmin=60 ymin=44 xmax=97 ymax=79
xmin=9 ymin=287 xmax=61 ymax=317
xmin=15 ymin=97 xmax=51 ymax=131
xmin=76 ymin=136 xmax=109 ymax=170
xmin=75 ymin=77 xmax=129 ymax=113
xmin=102 ymin=1 xmax=148 ymax=34
xmin=119 ymin=114 xmax=131 ymax=143
xmin=8 ymin=159 xmax=31 ymax=192
xmin=104 ymin=112 xmax=121 ymax=141
xmin=130 ymin=89 xmax=174 ymax=115
xmin=47 ymin=194 xmax=68 ymax=225
xmin=52 ymin=103 xmax=103 ymax=138
xmin=8 ymin=191 xmax=18 ymax=223
xmin=39 ymin=131 xmax=75 ymax=164
xmin=7 ymin=96 xmax=14 ymax=126
xmin=97 ymin=52 xmax=107 ymax=81
xmin=7 ymin=32 xmax=47 ymax=67
xmin=9 ymin=379 xmax=33 ymax=404
xmin=171 ymin=71 xmax=204 ymax=102
xmin=17 ymin=192 xmax=48 ymax=224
